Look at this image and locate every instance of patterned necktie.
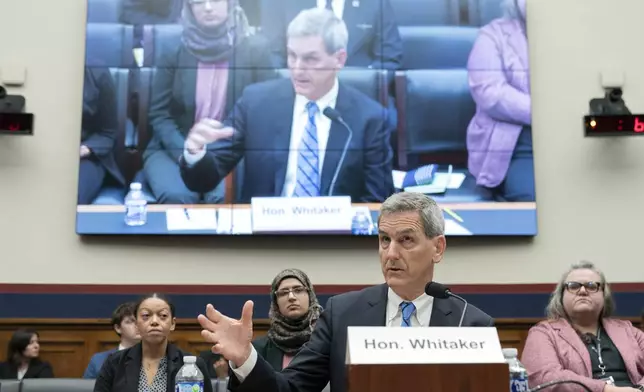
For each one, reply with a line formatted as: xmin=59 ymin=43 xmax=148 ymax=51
xmin=325 ymin=0 xmax=334 ymax=11
xmin=400 ymin=301 xmax=416 ymax=327
xmin=293 ymin=102 xmax=320 ymax=197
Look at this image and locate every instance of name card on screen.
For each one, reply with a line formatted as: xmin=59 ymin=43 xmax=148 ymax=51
xmin=345 ymin=327 xmax=504 ymax=365
xmin=250 ymin=196 xmax=353 ymax=233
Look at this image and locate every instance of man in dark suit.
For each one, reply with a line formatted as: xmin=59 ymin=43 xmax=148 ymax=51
xmin=83 ymin=302 xmax=139 ymax=378
xmin=259 ymin=0 xmax=402 ymax=71
xmin=196 ymin=192 xmax=494 ymax=392
xmin=180 ymin=8 xmax=393 ymax=203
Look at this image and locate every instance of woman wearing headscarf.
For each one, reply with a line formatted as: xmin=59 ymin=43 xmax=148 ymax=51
xmin=466 ymin=0 xmax=535 ymax=202
xmin=521 ymin=261 xmax=644 ymax=392
xmin=144 ymin=0 xmax=275 ymax=204
xmin=253 ymin=269 xmax=323 ymax=370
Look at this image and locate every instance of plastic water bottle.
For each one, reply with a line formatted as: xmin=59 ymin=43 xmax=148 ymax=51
xmin=175 ymin=356 xmax=204 ymax=392
xmin=124 ymin=182 xmax=147 ymax=226
xmin=351 ymin=211 xmax=372 ymax=235
xmin=503 ymin=348 xmax=529 ymax=392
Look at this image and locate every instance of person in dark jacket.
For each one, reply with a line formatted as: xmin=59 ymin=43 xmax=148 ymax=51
xmin=143 ymin=0 xmax=275 ymax=204
xmin=93 ymin=293 xmax=213 ymax=392
xmin=78 ymin=66 xmax=126 ymax=204
xmin=0 ymin=329 xmax=54 ymax=379
xmin=253 ymin=269 xmax=322 ymax=371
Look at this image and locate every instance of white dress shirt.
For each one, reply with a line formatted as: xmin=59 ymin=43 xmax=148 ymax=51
xmin=230 ymin=286 xmax=434 ymax=381
xmin=183 ymin=80 xmax=339 ymax=197
xmin=317 ymin=0 xmax=346 ymax=19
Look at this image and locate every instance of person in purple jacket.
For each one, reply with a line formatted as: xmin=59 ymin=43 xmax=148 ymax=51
xmin=466 ymin=0 xmax=534 ymax=202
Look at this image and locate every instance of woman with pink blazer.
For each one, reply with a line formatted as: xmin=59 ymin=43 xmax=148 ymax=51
xmin=521 ymin=261 xmax=644 ymax=392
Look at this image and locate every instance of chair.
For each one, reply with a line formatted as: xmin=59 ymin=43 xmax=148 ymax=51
xmin=85 ymin=23 xmax=135 ymax=68
xmin=0 ymin=379 xmax=21 ymax=392
xmin=390 ymin=0 xmax=460 ymax=25
xmin=86 ymin=0 xmax=122 ymax=23
xmin=20 ymin=379 xmax=95 ymax=392
xmin=142 ymin=23 xmax=183 ymax=67
xmin=399 ymin=26 xmax=479 ymax=69
xmin=91 ymin=68 xmax=137 ymax=205
xmin=395 ymin=69 xmax=489 ymax=202
xmin=395 ymin=69 xmax=475 ymax=164
xmin=467 ymin=0 xmax=504 ymax=26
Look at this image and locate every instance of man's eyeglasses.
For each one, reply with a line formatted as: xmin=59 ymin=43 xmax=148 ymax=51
xmin=564 ymin=281 xmax=602 ymax=293
xmin=275 ymin=286 xmax=307 ymax=298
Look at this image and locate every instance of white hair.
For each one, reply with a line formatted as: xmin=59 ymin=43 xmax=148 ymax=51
xmin=379 ymin=193 xmax=445 ymax=238
xmin=286 ymin=8 xmax=348 ymax=54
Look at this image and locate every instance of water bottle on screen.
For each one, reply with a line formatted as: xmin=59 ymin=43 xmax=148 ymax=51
xmin=175 ymin=356 xmax=204 ymax=392
xmin=503 ymin=348 xmax=529 ymax=392
xmin=124 ymin=182 xmax=147 ymax=226
xmin=351 ymin=210 xmax=372 ymax=235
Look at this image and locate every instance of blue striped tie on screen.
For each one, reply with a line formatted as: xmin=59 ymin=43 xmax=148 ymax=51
xmin=400 ymin=301 xmax=416 ymax=327
xmin=293 ymin=102 xmax=321 ymax=197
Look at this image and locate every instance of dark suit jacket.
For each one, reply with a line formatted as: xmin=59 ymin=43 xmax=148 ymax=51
xmin=83 ymin=348 xmax=117 ymax=379
xmin=146 ymin=34 xmax=276 ymax=161
xmin=180 ymin=78 xmax=394 ymax=203
xmin=93 ymin=343 xmax=214 ymax=392
xmin=252 ymin=336 xmax=286 ymax=372
xmin=0 ymin=359 xmax=54 ymax=379
xmin=82 ymin=67 xmax=125 ymax=185
xmin=260 ymin=0 xmax=402 ymax=71
xmin=230 ymin=283 xmax=494 ymax=392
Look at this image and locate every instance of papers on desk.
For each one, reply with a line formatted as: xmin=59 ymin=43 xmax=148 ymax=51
xmin=392 ymin=170 xmax=466 ymax=194
xmin=166 ymin=208 xmax=217 ymax=231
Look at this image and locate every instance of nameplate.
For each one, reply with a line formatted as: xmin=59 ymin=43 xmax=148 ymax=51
xmin=250 ymin=196 xmax=353 ymax=233
xmin=345 ymin=327 xmax=505 ymax=365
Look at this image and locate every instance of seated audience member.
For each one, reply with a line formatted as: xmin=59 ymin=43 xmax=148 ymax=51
xmin=144 ymin=0 xmax=275 ymax=204
xmin=0 ymin=329 xmax=53 ymax=379
xmin=84 ymin=302 xmax=140 ymax=379
xmin=94 ymin=293 xmax=213 ymax=392
xmin=78 ymin=66 xmax=126 ymax=205
xmin=466 ymin=0 xmax=535 ymax=202
xmin=521 ymin=261 xmax=644 ymax=391
xmin=180 ymin=8 xmax=394 ymax=203
xmin=197 ymin=192 xmax=493 ymax=392
xmin=255 ymin=269 xmax=322 ymax=370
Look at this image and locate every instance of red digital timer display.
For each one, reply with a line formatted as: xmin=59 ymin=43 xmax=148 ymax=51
xmin=0 ymin=113 xmax=34 ymax=135
xmin=584 ymin=115 xmax=644 ymax=137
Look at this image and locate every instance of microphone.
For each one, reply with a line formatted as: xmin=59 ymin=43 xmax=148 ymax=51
xmin=528 ymin=380 xmax=592 ymax=392
xmin=424 ymin=281 xmax=469 ymax=327
xmin=323 ymin=107 xmax=353 ymax=197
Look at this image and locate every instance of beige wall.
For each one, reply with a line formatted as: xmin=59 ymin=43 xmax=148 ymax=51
xmin=0 ymin=0 xmax=643 ymax=286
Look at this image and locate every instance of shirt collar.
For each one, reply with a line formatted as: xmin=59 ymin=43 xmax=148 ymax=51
xmin=294 ymin=78 xmax=339 ymax=115
xmin=386 ymin=287 xmax=434 ymax=325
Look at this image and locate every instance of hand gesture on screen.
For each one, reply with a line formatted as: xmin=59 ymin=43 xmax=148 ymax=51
xmin=185 ymin=119 xmax=234 ymax=154
xmin=198 ymin=301 xmax=254 ymax=368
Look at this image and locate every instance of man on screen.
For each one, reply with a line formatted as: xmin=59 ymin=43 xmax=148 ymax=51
xmin=197 ymin=192 xmax=494 ymax=392
xmin=179 ymin=8 xmax=393 ymax=203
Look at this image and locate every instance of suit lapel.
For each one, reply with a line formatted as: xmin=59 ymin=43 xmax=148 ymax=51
xmin=553 ymin=320 xmax=592 ymax=376
xmin=265 ymin=343 xmax=285 ymax=371
xmin=273 ymin=81 xmax=296 ymax=195
xmin=320 ymin=84 xmax=353 ymax=195
xmin=355 ymin=284 xmax=388 ymax=326
xmin=125 ymin=344 xmax=143 ymax=392
xmin=602 ymin=319 xmax=638 ymax=380
xmin=177 ymin=48 xmax=198 ymax=123
xmin=166 ymin=344 xmax=183 ymax=392
xmin=429 ymin=298 xmax=456 ymax=326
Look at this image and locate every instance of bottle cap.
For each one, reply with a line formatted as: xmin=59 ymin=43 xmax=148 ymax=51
xmin=502 ymin=348 xmax=518 ymax=358
xmin=183 ymin=355 xmax=197 ymax=363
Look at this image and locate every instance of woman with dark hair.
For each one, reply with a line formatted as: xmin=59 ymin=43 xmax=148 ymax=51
xmin=143 ymin=0 xmax=275 ymax=204
xmin=252 ymin=269 xmax=323 ymax=370
xmin=94 ymin=293 xmax=213 ymax=392
xmin=0 ymin=329 xmax=53 ymax=379
xmin=521 ymin=261 xmax=644 ymax=392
